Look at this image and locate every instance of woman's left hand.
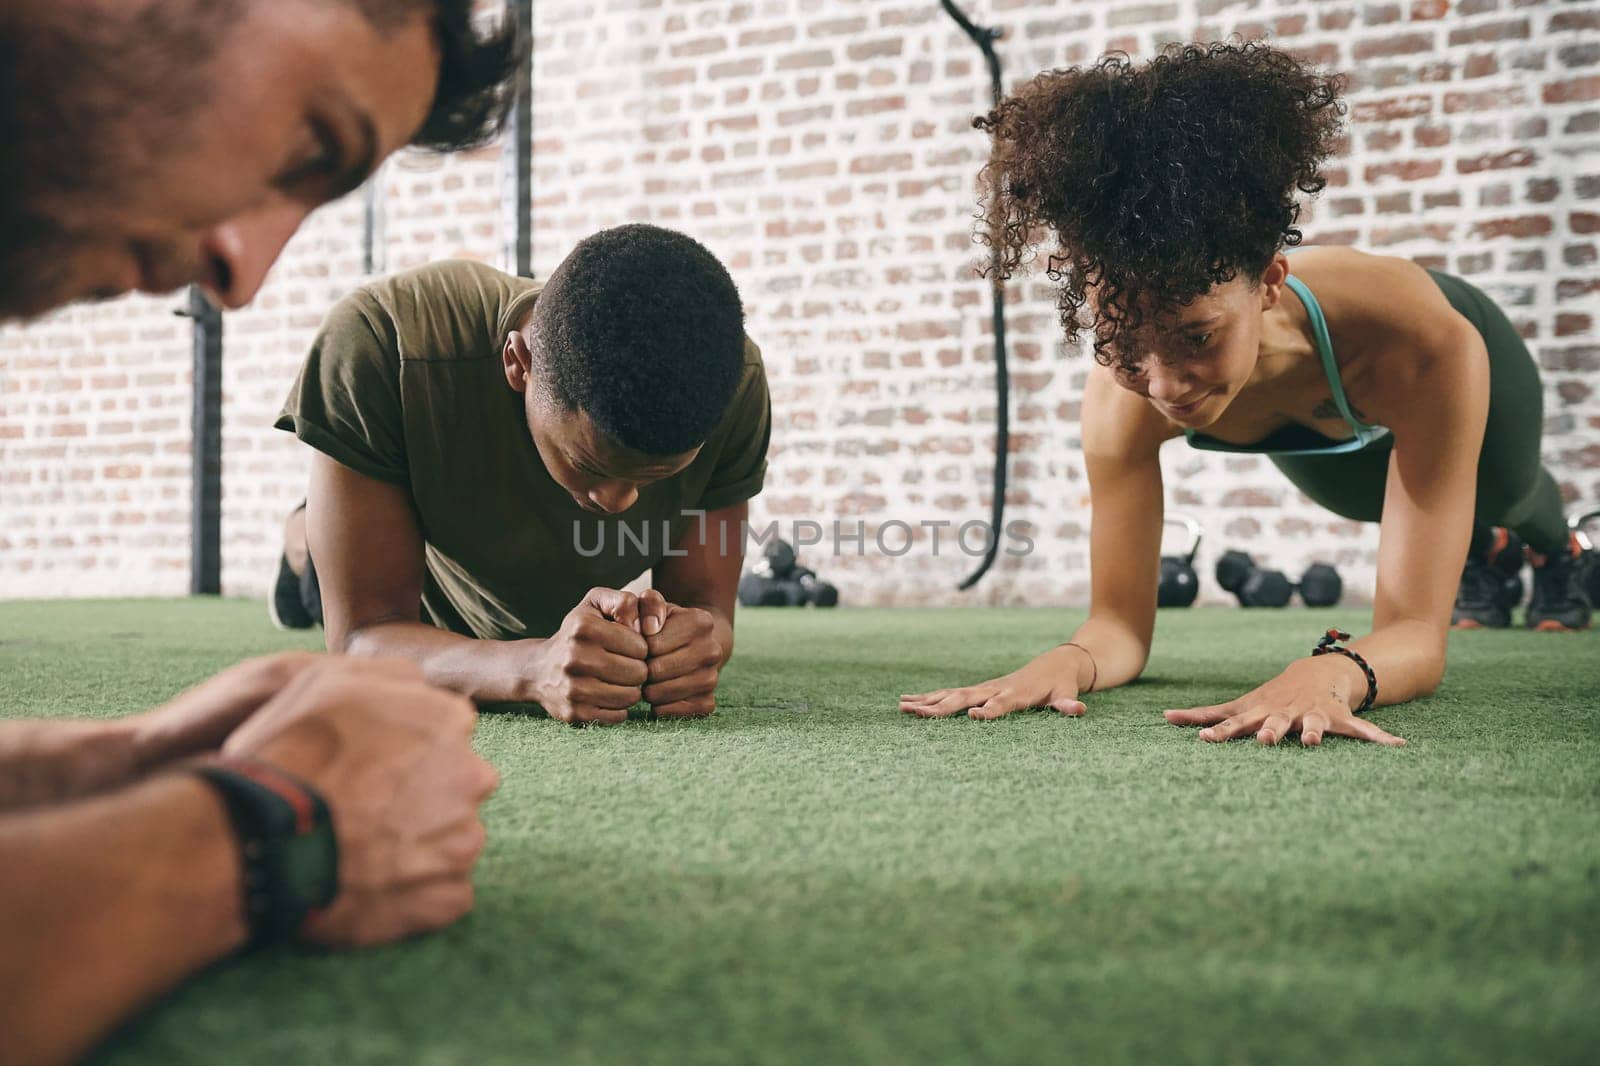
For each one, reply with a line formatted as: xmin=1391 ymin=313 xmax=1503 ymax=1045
xmin=1162 ymin=656 xmax=1406 ymax=747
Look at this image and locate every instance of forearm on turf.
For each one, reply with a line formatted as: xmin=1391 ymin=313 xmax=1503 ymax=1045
xmin=1341 ymin=618 xmax=1446 ymax=708
xmin=344 ymin=621 xmax=541 ymax=704
xmin=0 ymin=774 xmax=246 ymax=1066
xmin=1062 ymin=614 xmax=1151 ymax=693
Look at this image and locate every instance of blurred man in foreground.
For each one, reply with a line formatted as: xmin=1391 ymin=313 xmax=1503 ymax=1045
xmin=0 ymin=2 xmax=523 ymax=1063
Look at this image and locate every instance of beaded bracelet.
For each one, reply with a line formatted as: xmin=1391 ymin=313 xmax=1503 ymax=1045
xmin=1310 ymin=629 xmax=1377 ymax=715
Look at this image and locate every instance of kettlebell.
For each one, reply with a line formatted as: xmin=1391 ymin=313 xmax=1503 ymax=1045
xmin=1158 ymin=514 xmax=1202 ymax=608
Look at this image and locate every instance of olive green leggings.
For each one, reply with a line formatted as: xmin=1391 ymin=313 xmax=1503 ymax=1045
xmin=1269 ymin=270 xmax=1570 ymax=557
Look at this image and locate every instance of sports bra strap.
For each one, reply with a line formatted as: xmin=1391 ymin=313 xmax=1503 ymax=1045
xmin=1283 ymin=275 xmax=1381 ymax=441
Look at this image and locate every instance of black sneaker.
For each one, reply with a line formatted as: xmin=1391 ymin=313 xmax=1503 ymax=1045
xmin=1453 ymin=552 xmax=1510 ymax=629
xmin=268 ymin=502 xmax=314 ymax=631
xmin=1526 ymin=535 xmax=1593 ymax=632
xmin=269 ymin=553 xmax=314 ymax=630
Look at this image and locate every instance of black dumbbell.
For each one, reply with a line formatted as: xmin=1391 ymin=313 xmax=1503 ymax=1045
xmin=1299 ymin=563 xmax=1344 ymax=608
xmin=1157 ymin=514 xmax=1202 ymax=608
xmin=1216 ymin=550 xmax=1343 ymax=608
xmin=794 ymin=565 xmax=839 ymax=607
xmin=738 ymin=569 xmax=797 ymax=606
xmin=736 ymin=538 xmax=839 ymax=608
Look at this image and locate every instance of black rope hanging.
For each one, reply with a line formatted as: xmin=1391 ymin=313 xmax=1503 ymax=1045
xmin=938 ymin=0 xmax=1010 ymax=591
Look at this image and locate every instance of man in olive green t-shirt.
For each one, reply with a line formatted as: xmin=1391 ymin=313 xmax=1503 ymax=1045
xmin=273 ymin=224 xmax=771 ymax=724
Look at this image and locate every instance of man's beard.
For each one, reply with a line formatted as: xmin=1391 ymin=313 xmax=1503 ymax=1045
xmin=0 ymin=2 xmax=226 ymax=322
xmin=0 ymin=214 xmax=83 ymax=323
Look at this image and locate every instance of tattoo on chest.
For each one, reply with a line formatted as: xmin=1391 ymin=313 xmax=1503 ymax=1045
xmin=1312 ymin=396 xmax=1369 ymax=422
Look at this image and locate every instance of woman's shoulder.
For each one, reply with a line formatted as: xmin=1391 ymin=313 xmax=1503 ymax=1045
xmin=1289 ymin=247 xmax=1484 ymax=416
xmin=1288 ymin=247 xmax=1457 ymax=345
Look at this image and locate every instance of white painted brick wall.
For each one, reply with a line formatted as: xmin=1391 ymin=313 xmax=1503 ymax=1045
xmin=2 ymin=0 xmax=1595 ymax=608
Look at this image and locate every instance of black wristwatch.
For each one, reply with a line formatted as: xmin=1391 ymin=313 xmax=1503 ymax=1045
xmin=192 ymin=756 xmax=339 ymax=948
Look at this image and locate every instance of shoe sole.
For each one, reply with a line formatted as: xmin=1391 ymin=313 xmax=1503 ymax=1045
xmin=1529 ymin=619 xmax=1592 ymax=632
xmin=1452 ymin=619 xmax=1485 ymax=630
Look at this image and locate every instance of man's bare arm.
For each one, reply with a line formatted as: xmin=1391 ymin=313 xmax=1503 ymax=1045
xmin=0 ymin=774 xmax=247 ymax=1066
xmin=307 ymin=452 xmax=649 ymax=723
xmin=307 ymin=452 xmax=547 ymax=702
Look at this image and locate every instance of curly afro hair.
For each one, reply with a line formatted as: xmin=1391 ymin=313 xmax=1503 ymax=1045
xmin=974 ymin=41 xmax=1345 ymax=367
xmin=532 ymin=224 xmax=746 ymax=457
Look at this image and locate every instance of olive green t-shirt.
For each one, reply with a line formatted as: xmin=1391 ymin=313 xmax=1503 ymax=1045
xmin=275 ymin=259 xmax=771 ymax=641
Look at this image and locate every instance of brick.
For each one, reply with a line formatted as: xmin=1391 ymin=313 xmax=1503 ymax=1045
xmin=1414 ymin=124 xmax=1451 ymax=147
xmin=1445 ymin=87 xmax=1527 ymax=112
xmin=1545 ymin=77 xmax=1600 ymax=105
xmin=848 ymin=153 xmax=913 ymax=175
xmin=1542 ymin=347 xmax=1600 ymax=373
xmin=1470 ymin=216 xmax=1554 ymax=240
xmin=1566 ymin=111 xmax=1600 ymax=135
xmin=709 ymin=57 xmax=763 ymax=79
xmin=1107 ymin=4 xmax=1180 ymax=29
xmin=1527 ymin=178 xmax=1561 ymax=203
xmin=737 ymin=27 xmax=794 ymax=48
xmin=1457 ymin=148 xmax=1536 ymax=173
xmin=1353 ymin=32 xmax=1435 ymax=59
xmin=1555 ymin=314 xmax=1592 ymax=337
xmin=1353 ymin=94 xmax=1432 ymax=122
xmin=1550 ymin=11 xmax=1600 ymax=33
xmin=1559 ymin=44 xmax=1600 ymax=69
xmin=1447 ymin=18 xmax=1529 ymax=45
xmin=846 ymin=39 xmax=901 ymax=62
xmin=668 ymin=36 xmax=725 ymax=59
xmin=1363 ymin=159 xmax=1444 ymax=182
xmin=1371 ymin=222 xmax=1454 ymax=245
xmin=775 ymin=49 xmax=833 ymax=72
xmin=1557 ymin=380 xmax=1593 ymax=405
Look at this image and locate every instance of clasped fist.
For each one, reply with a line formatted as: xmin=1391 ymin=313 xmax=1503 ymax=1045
xmin=222 ymin=656 xmax=499 ymax=947
xmin=529 ymin=587 xmax=722 ymax=725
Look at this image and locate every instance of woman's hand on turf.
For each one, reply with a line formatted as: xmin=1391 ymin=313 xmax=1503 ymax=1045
xmin=899 ymin=644 xmax=1088 ymax=720
xmin=0 ymin=651 xmax=321 ymax=809
xmin=1163 ymin=656 xmax=1405 ymax=747
xmin=638 ymin=591 xmax=722 ymax=719
xmin=525 ymin=587 xmax=650 ymax=726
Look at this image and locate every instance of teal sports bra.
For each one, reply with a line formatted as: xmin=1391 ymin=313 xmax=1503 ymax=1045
xmin=1184 ymin=274 xmax=1391 ymax=456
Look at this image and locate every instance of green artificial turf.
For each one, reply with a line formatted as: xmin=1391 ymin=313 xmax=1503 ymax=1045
xmin=2 ymin=599 xmax=1597 ymax=1065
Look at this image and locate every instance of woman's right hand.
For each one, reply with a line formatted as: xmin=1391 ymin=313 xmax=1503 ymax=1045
xmin=898 ymin=644 xmax=1090 ymax=721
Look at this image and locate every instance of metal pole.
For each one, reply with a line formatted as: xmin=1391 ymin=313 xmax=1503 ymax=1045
xmin=362 ymin=172 xmax=385 ymax=276
xmin=185 ymin=286 xmax=223 ymax=595
xmin=505 ymin=0 xmax=534 ymax=276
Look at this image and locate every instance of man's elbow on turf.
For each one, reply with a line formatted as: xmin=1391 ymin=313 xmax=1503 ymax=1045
xmin=338 ymin=616 xmax=413 ymax=659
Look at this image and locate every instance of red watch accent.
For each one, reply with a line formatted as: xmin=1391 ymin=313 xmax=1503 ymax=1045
xmin=217 ymin=757 xmax=316 ymax=834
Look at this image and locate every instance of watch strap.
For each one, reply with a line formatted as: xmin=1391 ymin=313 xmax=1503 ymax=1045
xmin=191 ymin=756 xmax=338 ymax=947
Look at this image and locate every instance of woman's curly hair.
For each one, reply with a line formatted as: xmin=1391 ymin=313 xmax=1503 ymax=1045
xmin=975 ymin=41 xmax=1345 ymax=367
